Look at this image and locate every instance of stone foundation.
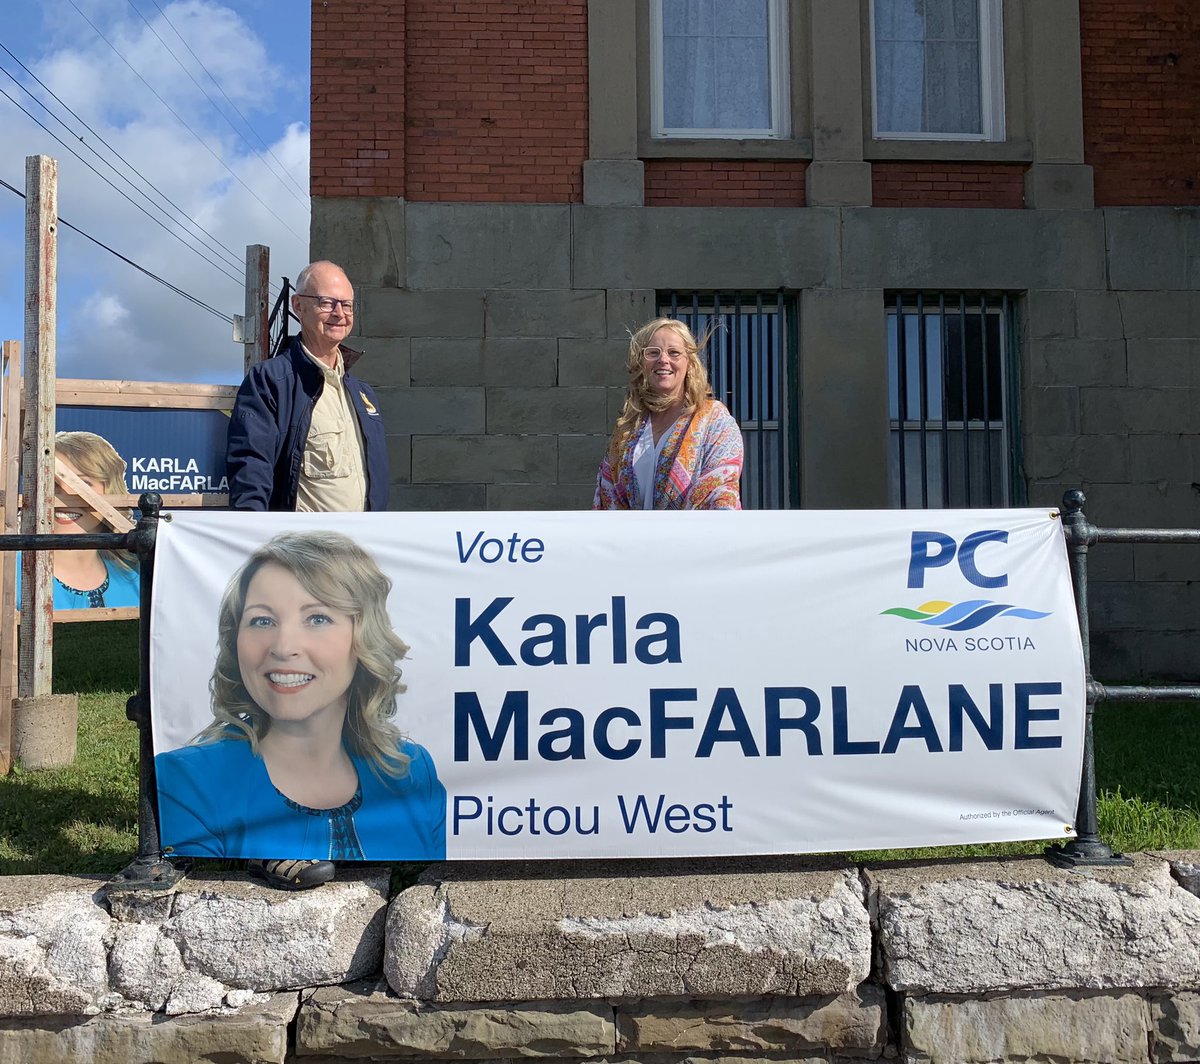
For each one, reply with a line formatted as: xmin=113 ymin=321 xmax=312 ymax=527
xmin=3 ymin=853 xmax=1200 ymax=1062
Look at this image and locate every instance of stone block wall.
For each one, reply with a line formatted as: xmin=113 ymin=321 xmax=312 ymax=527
xmin=314 ymin=197 xmax=1200 ymax=678
xmin=6 ymin=853 xmax=1200 ymax=1062
xmin=1019 ymin=209 xmax=1200 ymax=680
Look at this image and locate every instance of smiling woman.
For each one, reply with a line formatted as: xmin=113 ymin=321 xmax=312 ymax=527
xmin=16 ymin=431 xmax=140 ymax=609
xmin=153 ymin=530 xmax=446 ymax=862
xmin=593 ymin=317 xmax=745 ymax=510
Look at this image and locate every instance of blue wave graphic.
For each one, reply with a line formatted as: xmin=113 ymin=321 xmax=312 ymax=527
xmin=943 ymin=603 xmax=1017 ymax=631
xmin=999 ymin=608 xmax=1053 ymax=620
xmin=918 ymin=599 xmax=992 ymax=626
xmin=884 ymin=599 xmax=1053 ymax=631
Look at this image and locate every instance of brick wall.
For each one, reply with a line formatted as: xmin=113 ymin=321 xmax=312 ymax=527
xmin=643 ymin=160 xmax=806 ymax=207
xmin=1081 ymin=0 xmax=1200 ymax=205
xmin=405 ymin=0 xmax=588 ymax=203
xmin=311 ymin=0 xmax=406 ymax=197
xmin=312 ymin=0 xmax=589 ymax=202
xmin=871 ymin=163 xmax=1027 ymax=208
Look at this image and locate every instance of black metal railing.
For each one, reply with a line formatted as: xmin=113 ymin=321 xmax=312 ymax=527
xmin=1046 ymin=489 xmax=1200 ymax=867
xmin=1 ymin=489 xmax=1196 ymax=884
xmin=267 ymin=276 xmax=297 ymax=358
xmin=1 ymin=494 xmax=182 ymax=894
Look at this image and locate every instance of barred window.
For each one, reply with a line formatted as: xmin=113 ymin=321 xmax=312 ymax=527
xmin=660 ymin=291 xmax=798 ymax=509
xmin=887 ymin=292 xmax=1021 ymax=508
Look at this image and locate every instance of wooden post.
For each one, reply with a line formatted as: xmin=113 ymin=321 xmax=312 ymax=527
xmin=0 ymin=341 xmax=20 ymax=772
xmin=19 ymin=155 xmax=57 ymax=700
xmin=244 ymin=244 xmax=270 ymax=370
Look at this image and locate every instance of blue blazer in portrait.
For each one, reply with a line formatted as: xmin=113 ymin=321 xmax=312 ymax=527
xmin=155 ymin=736 xmax=446 ymax=860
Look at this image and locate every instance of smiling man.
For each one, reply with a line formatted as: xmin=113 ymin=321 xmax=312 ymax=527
xmin=223 ymin=260 xmax=390 ymax=889
xmin=226 ymin=260 xmax=389 ymax=514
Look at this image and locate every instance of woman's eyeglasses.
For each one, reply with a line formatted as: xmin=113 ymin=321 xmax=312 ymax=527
xmin=642 ymin=347 xmax=688 ymax=362
xmin=295 ymin=294 xmax=357 ymax=315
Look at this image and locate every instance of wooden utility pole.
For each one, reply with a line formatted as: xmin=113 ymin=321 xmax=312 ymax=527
xmin=0 ymin=340 xmax=20 ymax=772
xmin=240 ymin=244 xmax=270 ymax=370
xmin=18 ymin=154 xmax=57 ymax=699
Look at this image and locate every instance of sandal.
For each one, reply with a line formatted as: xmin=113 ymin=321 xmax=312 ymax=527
xmin=247 ymin=858 xmax=335 ymax=891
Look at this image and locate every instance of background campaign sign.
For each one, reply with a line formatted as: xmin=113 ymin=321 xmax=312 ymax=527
xmin=56 ymin=406 xmax=229 ymax=496
xmin=150 ymin=509 xmax=1086 ymax=861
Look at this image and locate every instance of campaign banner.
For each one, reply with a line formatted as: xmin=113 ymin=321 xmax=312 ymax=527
xmin=56 ymin=406 xmax=229 ymax=496
xmin=150 ymin=509 xmax=1086 ymax=861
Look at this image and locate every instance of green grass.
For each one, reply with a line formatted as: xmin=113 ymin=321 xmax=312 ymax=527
xmin=857 ymin=699 xmax=1200 ymax=862
xmin=1094 ymin=700 xmax=1200 ymax=852
xmin=2 ymin=623 xmax=1198 ymax=873
xmin=0 ymin=622 xmax=141 ymax=874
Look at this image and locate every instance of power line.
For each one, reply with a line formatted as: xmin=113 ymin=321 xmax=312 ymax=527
xmin=63 ymin=0 xmax=308 ymax=244
xmin=0 ymin=77 xmax=245 ymax=287
xmin=0 ymin=175 xmax=234 ymax=324
xmin=0 ymin=42 xmax=247 ymax=278
xmin=135 ymin=0 xmax=311 ymax=207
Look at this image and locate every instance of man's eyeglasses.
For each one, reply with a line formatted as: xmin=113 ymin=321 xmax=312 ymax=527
xmin=295 ymin=294 xmax=357 ymax=315
xmin=642 ymin=347 xmax=688 ymax=362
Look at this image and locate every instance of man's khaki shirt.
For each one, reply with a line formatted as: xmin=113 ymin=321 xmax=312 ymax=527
xmin=294 ymin=345 xmax=367 ymax=513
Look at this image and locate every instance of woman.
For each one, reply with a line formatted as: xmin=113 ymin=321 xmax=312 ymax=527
xmin=594 ymin=317 xmax=743 ymax=510
xmin=154 ymin=530 xmax=446 ymax=871
xmin=18 ymin=431 xmax=139 ymax=609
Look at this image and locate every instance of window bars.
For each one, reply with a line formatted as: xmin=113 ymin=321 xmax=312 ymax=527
xmin=660 ymin=290 xmax=799 ymax=509
xmin=887 ymin=291 xmax=1021 ymax=509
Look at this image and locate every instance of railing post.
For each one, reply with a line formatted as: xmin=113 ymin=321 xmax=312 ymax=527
xmin=1046 ymin=489 xmax=1131 ymax=868
xmin=101 ymin=493 xmax=185 ymax=896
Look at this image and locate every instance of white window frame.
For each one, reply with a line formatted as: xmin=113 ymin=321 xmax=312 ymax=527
xmin=869 ymin=0 xmax=1006 ymax=143
xmin=649 ymin=0 xmax=790 ymax=140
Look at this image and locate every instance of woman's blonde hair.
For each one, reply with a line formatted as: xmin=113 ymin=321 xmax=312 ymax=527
xmin=55 ymin=430 xmax=135 ymax=571
xmin=195 ymin=531 xmax=414 ymax=777
xmin=608 ymin=317 xmax=714 ymax=459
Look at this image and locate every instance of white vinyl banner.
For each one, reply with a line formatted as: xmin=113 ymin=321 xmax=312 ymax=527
xmin=150 ymin=509 xmax=1085 ymax=861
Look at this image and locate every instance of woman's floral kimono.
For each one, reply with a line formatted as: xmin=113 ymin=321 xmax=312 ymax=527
xmin=593 ymin=399 xmax=743 ymax=510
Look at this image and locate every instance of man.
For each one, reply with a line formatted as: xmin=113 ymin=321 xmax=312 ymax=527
xmin=227 ymin=260 xmax=388 ymax=514
xmin=225 ymin=260 xmax=389 ymax=890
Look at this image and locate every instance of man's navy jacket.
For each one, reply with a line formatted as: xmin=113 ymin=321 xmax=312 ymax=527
xmin=225 ymin=337 xmax=389 ymax=512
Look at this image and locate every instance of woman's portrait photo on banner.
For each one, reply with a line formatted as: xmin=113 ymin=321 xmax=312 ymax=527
xmin=17 ymin=430 xmax=140 ymax=610
xmin=154 ymin=530 xmax=446 ymax=861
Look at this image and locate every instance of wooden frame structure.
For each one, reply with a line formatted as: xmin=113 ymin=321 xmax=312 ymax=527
xmin=0 ymin=355 xmax=237 ymax=771
xmin=0 ymin=155 xmax=273 ymax=777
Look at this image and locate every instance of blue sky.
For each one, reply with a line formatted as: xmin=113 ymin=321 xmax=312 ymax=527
xmin=0 ymin=0 xmax=309 ymax=384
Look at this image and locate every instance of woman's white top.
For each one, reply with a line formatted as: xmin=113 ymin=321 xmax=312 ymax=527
xmin=632 ymin=417 xmax=676 ymax=510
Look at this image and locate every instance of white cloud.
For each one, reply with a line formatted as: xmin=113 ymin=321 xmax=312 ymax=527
xmin=78 ymin=291 xmax=130 ymax=329
xmin=0 ymin=0 xmax=309 ymax=384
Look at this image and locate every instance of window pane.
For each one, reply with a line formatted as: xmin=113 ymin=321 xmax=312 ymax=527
xmin=663 ymin=0 xmax=715 ymax=36
xmin=952 ymin=0 xmax=980 ymax=41
xmin=924 ymin=0 xmax=952 ymax=40
xmin=717 ymin=38 xmax=771 ymax=129
xmin=728 ymin=0 xmax=768 ymax=35
xmin=925 ymin=40 xmax=982 ymax=133
xmin=878 ymin=0 xmax=926 ymax=41
xmin=875 ymin=0 xmax=986 ymax=137
xmin=663 ymin=36 xmax=715 ymax=127
xmin=657 ymin=0 xmax=779 ymax=134
xmin=876 ymin=41 xmax=925 ymax=133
